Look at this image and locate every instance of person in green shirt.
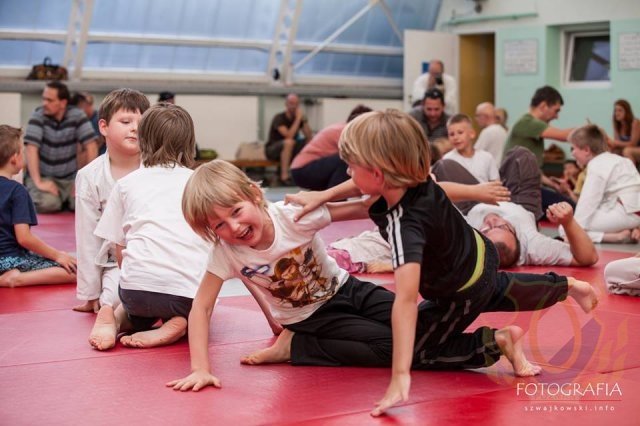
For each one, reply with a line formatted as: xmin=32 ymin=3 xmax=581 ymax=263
xmin=503 ymin=86 xmax=575 ymax=209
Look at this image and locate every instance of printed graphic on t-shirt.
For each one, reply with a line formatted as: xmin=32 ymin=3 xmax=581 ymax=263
xmin=240 ymin=246 xmax=340 ymax=308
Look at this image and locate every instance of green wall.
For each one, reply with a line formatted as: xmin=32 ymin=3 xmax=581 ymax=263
xmin=496 ymin=19 xmax=640 ymax=155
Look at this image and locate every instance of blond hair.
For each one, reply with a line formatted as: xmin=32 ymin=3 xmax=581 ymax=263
xmin=182 ymin=159 xmax=266 ymax=244
xmin=568 ymin=124 xmax=607 ymax=155
xmin=138 ymin=103 xmax=195 ymax=168
xmin=0 ymin=125 xmax=22 ymax=167
xmin=339 ymin=109 xmax=430 ymax=187
xmin=99 ymin=88 xmax=150 ymax=125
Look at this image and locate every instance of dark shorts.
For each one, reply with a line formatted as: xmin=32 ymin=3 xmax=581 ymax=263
xmin=118 ymin=287 xmax=193 ymax=332
xmin=0 ymin=252 xmax=59 ymax=274
xmin=265 ymin=139 xmax=306 ymax=162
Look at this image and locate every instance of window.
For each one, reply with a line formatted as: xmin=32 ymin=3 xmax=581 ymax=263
xmin=0 ymin=0 xmax=441 ymax=86
xmin=565 ymin=31 xmax=610 ymax=86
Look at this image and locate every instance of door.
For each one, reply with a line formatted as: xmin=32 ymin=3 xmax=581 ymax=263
xmin=459 ymin=33 xmax=495 ymax=127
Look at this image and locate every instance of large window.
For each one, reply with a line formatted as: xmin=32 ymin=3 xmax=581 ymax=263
xmin=0 ymin=0 xmax=441 ymax=88
xmin=565 ymin=30 xmax=610 ymax=86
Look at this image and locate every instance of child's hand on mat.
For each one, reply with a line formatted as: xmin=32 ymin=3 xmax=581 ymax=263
xmin=166 ymin=370 xmax=221 ymax=392
xmin=55 ymin=252 xmax=77 ymax=274
xmin=370 ymin=372 xmax=411 ymax=417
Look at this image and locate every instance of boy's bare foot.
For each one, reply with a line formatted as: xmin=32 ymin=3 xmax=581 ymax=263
xmin=73 ymin=299 xmax=100 ymax=313
xmin=495 ymin=325 xmax=541 ymax=377
xmin=120 ymin=316 xmax=187 ymax=348
xmin=0 ymin=269 xmax=20 ymax=287
xmin=270 ymin=322 xmax=284 ymax=336
xmin=89 ymin=305 xmax=117 ymax=350
xmin=567 ymin=277 xmax=598 ymax=313
xmin=241 ymin=328 xmax=294 ymax=365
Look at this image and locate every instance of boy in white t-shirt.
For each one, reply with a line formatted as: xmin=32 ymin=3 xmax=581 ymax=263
xmin=89 ymin=105 xmax=281 ymax=350
xmin=167 ymin=160 xmax=397 ymax=392
xmin=74 ymin=89 xmax=150 ymax=314
xmin=442 ymin=114 xmax=499 ymax=183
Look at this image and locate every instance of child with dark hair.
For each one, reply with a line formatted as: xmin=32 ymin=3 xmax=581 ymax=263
xmin=74 ymin=88 xmax=150 ymax=315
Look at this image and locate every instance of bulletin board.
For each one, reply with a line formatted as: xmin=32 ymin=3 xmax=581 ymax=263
xmin=503 ymin=39 xmax=538 ymax=75
xmin=619 ymin=32 xmax=640 ymax=70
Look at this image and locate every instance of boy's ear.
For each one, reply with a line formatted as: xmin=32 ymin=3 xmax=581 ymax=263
xmin=9 ymin=152 xmax=20 ymax=165
xmin=98 ymin=118 xmax=109 ymax=138
xmin=372 ymin=167 xmax=385 ymax=184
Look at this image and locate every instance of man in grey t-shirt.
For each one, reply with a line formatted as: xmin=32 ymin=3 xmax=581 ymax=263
xmin=24 ymin=81 xmax=98 ymax=213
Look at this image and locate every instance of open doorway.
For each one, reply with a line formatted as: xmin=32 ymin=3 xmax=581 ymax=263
xmin=459 ymin=33 xmax=495 ymax=130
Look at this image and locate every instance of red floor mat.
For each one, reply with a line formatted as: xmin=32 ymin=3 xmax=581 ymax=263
xmin=1 ymin=214 xmax=638 ymax=425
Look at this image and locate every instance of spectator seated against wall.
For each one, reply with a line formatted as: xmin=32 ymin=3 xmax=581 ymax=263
xmin=265 ymin=93 xmax=312 ymax=186
xmin=290 ymin=105 xmax=372 ymax=191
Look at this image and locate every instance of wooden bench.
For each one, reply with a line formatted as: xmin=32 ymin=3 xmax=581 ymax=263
xmin=227 ymin=159 xmax=279 ymax=169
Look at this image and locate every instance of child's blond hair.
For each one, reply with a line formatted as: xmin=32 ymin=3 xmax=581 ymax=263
xmin=138 ymin=104 xmax=196 ymax=168
xmin=568 ymin=124 xmax=607 ymax=155
xmin=182 ymin=159 xmax=266 ymax=244
xmin=339 ymin=109 xmax=430 ymax=187
xmin=0 ymin=125 xmax=22 ymax=167
xmin=98 ymin=88 xmax=150 ymax=125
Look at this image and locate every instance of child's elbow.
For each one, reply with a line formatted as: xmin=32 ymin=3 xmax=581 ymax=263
xmin=584 ymin=252 xmax=599 ymax=266
xmin=15 ymin=233 xmax=31 ymax=248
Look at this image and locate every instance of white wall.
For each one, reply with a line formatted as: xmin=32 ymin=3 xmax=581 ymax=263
xmin=0 ymin=93 xmax=21 ymax=127
xmin=319 ymin=98 xmax=404 ymax=126
xmin=403 ymin=30 xmax=459 ymax=111
xmin=166 ymin=95 xmax=259 ymax=160
xmin=436 ymin=0 xmax=640 ymax=33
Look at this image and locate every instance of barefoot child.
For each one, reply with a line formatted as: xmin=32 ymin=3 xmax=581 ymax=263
xmin=167 ymin=159 xmax=398 ymax=392
xmin=74 ymin=89 xmax=150 ymax=313
xmin=292 ymin=110 xmax=598 ymax=417
xmin=565 ymin=124 xmax=640 ymax=243
xmin=88 ymin=104 xmax=213 ymax=350
xmin=0 ymin=125 xmax=77 ymax=287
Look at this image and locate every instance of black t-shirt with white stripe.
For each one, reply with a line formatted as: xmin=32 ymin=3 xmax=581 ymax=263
xmin=369 ymin=178 xmax=478 ymax=299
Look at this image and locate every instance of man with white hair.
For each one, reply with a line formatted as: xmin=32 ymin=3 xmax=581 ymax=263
xmin=474 ymin=102 xmax=508 ymax=164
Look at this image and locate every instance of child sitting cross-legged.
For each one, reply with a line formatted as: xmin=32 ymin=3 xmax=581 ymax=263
xmin=0 ymin=125 xmax=76 ymax=287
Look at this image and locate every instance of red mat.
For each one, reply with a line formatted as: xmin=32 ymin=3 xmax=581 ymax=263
xmin=0 ymin=214 xmax=638 ymax=425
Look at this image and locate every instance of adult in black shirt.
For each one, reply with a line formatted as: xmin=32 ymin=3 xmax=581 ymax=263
xmin=265 ymin=93 xmax=312 ymax=185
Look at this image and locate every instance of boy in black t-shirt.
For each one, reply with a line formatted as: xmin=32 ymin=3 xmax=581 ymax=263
xmin=288 ymin=110 xmax=599 ymax=417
